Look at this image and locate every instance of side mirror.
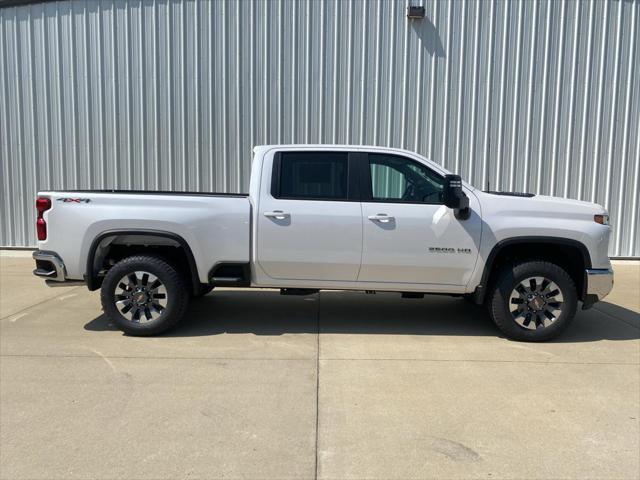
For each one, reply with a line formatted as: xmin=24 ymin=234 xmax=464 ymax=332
xmin=443 ymin=174 xmax=470 ymax=219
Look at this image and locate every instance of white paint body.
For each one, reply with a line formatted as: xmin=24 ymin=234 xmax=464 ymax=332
xmin=38 ymin=145 xmax=612 ymax=293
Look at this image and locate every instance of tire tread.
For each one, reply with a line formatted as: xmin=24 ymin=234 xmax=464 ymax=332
xmin=489 ymin=260 xmax=577 ymax=342
xmin=100 ymin=255 xmax=189 ymax=336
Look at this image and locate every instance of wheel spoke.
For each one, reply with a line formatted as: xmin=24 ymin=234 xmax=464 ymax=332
xmin=115 ymin=271 xmax=168 ymax=324
xmin=116 ymin=300 xmax=133 ymax=313
xmin=152 ymin=302 xmax=164 ymax=312
xmin=510 ymin=276 xmax=564 ymax=331
xmin=540 ymin=279 xmax=550 ymax=292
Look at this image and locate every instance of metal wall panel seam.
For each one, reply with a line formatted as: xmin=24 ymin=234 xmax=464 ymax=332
xmin=508 ymin=0 xmax=523 ymax=193
xmin=372 ymin=0 xmax=381 ymax=144
xmin=481 ymin=0 xmax=495 ymax=190
xmin=615 ymin=0 xmax=637 ymax=256
xmin=385 ymin=0 xmax=395 ymax=147
xmin=12 ymin=8 xmax=25 ymax=243
xmin=522 ymin=0 xmax=537 ymax=194
xmin=535 ymin=0 xmax=552 ymax=194
xmin=304 ymin=0 xmax=310 ymax=144
xmin=590 ymin=0 xmax=607 ymax=204
xmin=399 ymin=0 xmax=409 ymax=149
xmin=441 ymin=0 xmax=452 ymax=170
xmin=1 ymin=10 xmax=14 ymax=243
xmin=27 ymin=7 xmax=37 ymax=241
xmin=604 ymin=1 xmax=623 ymax=219
xmin=235 ymin=0 xmax=240 ymax=189
xmin=468 ymin=0 xmax=480 ymax=182
xmin=494 ymin=0 xmax=508 ymax=191
xmin=359 ymin=0 xmax=367 ymax=145
xmin=576 ymin=0 xmax=595 ymax=200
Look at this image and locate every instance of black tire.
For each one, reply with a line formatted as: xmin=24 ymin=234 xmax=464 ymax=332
xmin=192 ymin=285 xmax=214 ymax=298
xmin=488 ymin=260 xmax=578 ymax=342
xmin=101 ymin=255 xmax=189 ymax=336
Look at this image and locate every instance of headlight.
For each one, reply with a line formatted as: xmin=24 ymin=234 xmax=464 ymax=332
xmin=594 ymin=214 xmax=609 ymax=225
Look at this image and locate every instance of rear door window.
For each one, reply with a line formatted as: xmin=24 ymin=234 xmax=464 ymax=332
xmin=274 ymin=152 xmax=349 ymax=200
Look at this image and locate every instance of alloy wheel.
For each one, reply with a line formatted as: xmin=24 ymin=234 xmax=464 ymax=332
xmin=114 ymin=271 xmax=168 ymax=323
xmin=509 ymin=276 xmax=564 ymax=330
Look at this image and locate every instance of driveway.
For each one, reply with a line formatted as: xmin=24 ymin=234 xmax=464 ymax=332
xmin=1 ymin=254 xmax=638 ymax=479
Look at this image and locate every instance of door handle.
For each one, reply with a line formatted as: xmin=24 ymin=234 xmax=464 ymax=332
xmin=368 ymin=213 xmax=394 ymax=223
xmin=264 ymin=210 xmax=290 ymax=220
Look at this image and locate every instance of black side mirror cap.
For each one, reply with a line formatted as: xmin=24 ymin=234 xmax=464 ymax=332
xmin=443 ymin=174 xmax=465 ymax=209
xmin=443 ymin=174 xmax=471 ymax=220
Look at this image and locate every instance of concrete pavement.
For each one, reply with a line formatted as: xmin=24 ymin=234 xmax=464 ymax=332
xmin=1 ymin=255 xmax=638 ymax=479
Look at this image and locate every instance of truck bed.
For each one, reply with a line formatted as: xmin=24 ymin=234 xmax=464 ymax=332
xmin=37 ymin=190 xmax=251 ymax=283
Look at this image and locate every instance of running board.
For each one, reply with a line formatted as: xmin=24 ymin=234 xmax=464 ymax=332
xmin=401 ymin=292 xmax=425 ymax=299
xmin=280 ymin=288 xmax=318 ymax=296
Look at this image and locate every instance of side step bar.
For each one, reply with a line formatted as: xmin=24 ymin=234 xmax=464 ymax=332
xmin=401 ymin=292 xmax=425 ymax=299
xmin=280 ymin=288 xmax=319 ymax=296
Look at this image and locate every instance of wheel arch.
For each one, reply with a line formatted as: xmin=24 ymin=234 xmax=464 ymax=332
xmin=85 ymin=229 xmax=201 ymax=294
xmin=473 ymin=236 xmax=592 ymax=305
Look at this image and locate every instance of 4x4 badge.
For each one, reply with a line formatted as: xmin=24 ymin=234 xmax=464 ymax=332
xmin=57 ymin=198 xmax=91 ymax=203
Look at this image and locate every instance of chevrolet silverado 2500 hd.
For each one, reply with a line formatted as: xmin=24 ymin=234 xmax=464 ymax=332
xmin=32 ymin=145 xmax=613 ymax=341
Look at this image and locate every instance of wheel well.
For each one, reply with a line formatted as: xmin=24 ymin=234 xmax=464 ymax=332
xmin=480 ymin=240 xmax=590 ymax=304
xmin=86 ymin=232 xmax=201 ymax=294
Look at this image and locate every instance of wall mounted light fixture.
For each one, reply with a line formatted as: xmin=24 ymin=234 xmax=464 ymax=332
xmin=406 ymin=5 xmax=425 ymax=19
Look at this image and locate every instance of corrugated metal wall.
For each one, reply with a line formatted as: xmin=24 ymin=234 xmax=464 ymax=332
xmin=1 ymin=0 xmax=639 ymax=256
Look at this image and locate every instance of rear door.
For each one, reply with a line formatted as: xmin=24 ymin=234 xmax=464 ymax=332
xmin=358 ymin=152 xmax=482 ymax=286
xmin=256 ymin=150 xmax=363 ymax=281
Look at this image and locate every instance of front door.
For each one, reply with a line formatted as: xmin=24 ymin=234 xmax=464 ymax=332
xmin=256 ymin=150 xmax=363 ymax=281
xmin=358 ymin=153 xmax=481 ymax=286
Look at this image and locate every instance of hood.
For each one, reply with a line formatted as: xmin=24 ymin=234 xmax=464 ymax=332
xmin=479 ymin=190 xmax=608 ymax=218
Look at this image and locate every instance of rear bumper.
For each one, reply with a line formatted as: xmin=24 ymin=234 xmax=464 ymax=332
xmin=582 ymin=268 xmax=614 ymax=309
xmin=33 ymin=250 xmax=66 ymax=281
xmin=32 ymin=251 xmax=85 ymax=287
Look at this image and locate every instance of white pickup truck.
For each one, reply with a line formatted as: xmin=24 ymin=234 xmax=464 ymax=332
xmin=32 ymin=145 xmax=614 ymax=341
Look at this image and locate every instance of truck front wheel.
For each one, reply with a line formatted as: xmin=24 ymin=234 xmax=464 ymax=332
xmin=100 ymin=255 xmax=189 ymax=336
xmin=488 ymin=261 xmax=578 ymax=342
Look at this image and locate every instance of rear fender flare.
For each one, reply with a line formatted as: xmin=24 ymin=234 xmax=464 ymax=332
xmin=85 ymin=229 xmax=200 ymax=293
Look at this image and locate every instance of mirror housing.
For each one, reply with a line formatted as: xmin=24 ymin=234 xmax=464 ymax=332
xmin=443 ymin=174 xmax=470 ymax=219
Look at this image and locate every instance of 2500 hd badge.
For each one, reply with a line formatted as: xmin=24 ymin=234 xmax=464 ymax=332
xmin=429 ymin=247 xmax=472 ymax=254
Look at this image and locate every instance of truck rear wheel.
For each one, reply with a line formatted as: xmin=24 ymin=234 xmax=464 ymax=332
xmin=488 ymin=260 xmax=577 ymax=342
xmin=100 ymin=255 xmax=189 ymax=336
